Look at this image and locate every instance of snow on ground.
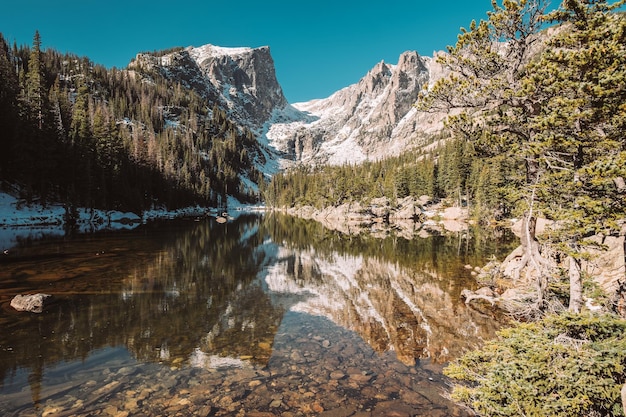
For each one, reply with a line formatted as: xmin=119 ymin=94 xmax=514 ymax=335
xmin=0 ymin=192 xmax=141 ymax=251
xmin=0 ymin=188 xmax=271 ymax=252
xmin=0 ymin=192 xmax=230 ymax=252
xmin=0 ymin=192 xmax=66 ymax=228
xmin=322 ymin=134 xmax=367 ymax=165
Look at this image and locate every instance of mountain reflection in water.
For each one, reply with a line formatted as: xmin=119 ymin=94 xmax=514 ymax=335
xmin=0 ymin=213 xmax=514 ymax=415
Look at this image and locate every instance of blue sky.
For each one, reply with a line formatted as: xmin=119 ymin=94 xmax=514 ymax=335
xmin=1 ymin=0 xmax=496 ymax=103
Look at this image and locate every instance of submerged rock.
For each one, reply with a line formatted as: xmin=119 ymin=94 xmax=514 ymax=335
xmin=10 ymin=293 xmax=53 ymax=313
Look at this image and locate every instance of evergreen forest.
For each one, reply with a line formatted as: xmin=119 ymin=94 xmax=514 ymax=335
xmin=0 ymin=31 xmax=265 ymax=216
xmin=264 ymin=136 xmax=518 ymax=224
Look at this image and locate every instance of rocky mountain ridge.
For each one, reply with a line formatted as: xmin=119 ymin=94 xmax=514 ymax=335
xmin=265 ymin=51 xmax=449 ymax=166
xmin=132 ymin=44 xmax=449 ymax=170
xmin=131 ymin=44 xmax=288 ymax=130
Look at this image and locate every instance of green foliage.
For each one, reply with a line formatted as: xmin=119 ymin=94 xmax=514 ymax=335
xmin=265 ymin=137 xmax=512 ymax=218
xmin=417 ymin=4 xmax=626 ymax=413
xmin=416 ymin=0 xmax=626 ymax=314
xmin=467 ymin=154 xmax=522 ymax=222
xmin=263 ymin=212 xmax=516 ymax=276
xmin=445 ymin=313 xmax=626 ymax=416
xmin=0 ymin=31 xmax=263 ymax=213
xmin=525 ymin=2 xmax=626 ymax=256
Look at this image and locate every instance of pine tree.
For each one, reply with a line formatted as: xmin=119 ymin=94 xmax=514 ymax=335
xmin=21 ymin=30 xmax=56 ymax=202
xmin=524 ymin=0 xmax=626 ymax=312
xmin=419 ymin=0 xmax=626 ymax=313
xmin=70 ymin=82 xmax=95 ymax=207
xmin=0 ymin=33 xmax=19 ymax=177
xmin=26 ymin=31 xmax=45 ymax=131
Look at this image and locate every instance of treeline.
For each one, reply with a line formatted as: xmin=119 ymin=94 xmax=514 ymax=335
xmin=0 ymin=31 xmax=264 ymax=214
xmin=264 ymin=138 xmax=522 ymax=223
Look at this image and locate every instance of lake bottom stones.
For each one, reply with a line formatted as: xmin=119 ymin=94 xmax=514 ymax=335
xmin=1 ymin=313 xmax=471 ymax=416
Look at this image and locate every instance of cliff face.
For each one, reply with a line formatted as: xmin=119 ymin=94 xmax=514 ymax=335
xmin=132 ymin=44 xmax=288 ymax=129
xmin=263 ymin=51 xmax=449 ymax=166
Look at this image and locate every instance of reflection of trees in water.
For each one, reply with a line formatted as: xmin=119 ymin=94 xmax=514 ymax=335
xmin=0 ymin=215 xmax=283 ymax=402
xmin=262 ymin=213 xmax=515 ymax=283
xmin=0 ymin=213 xmax=514 ymax=407
xmin=118 ymin=215 xmax=278 ymax=364
xmin=261 ymin=213 xmax=513 ymax=365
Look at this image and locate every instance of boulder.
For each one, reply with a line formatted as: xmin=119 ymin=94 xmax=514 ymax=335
xmin=10 ymin=293 xmax=53 ymax=313
xmin=370 ymin=197 xmax=391 ymax=219
xmin=583 ymin=235 xmax=625 ymax=294
xmin=416 ymin=195 xmax=432 ymax=206
xmin=511 ymin=217 xmax=554 ymax=237
xmin=390 ymin=197 xmax=423 ymax=221
xmin=441 ymin=206 xmax=467 ymax=221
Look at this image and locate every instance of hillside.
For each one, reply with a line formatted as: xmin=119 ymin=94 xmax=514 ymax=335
xmin=134 ymin=44 xmax=453 ymax=169
xmin=0 ymin=34 xmax=276 ymax=214
xmin=0 ymin=26 xmax=461 ymax=215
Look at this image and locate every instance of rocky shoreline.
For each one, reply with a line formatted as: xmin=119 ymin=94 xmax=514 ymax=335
xmin=282 ymin=196 xmax=470 ymax=238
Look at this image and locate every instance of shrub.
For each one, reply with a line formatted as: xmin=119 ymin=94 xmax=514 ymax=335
xmin=444 ymin=313 xmax=626 ymax=416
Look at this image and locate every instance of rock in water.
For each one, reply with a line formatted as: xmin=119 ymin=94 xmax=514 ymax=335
xmin=10 ymin=293 xmax=53 ymax=313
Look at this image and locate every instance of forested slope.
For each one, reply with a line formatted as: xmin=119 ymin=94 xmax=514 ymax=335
xmin=0 ymin=32 xmax=265 ymax=214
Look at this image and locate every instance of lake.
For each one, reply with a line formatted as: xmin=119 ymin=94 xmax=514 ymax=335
xmin=0 ymin=213 xmax=513 ymax=416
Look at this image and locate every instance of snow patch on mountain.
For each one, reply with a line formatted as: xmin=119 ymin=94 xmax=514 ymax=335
xmin=189 ymin=44 xmax=254 ymax=60
xmin=260 ymin=50 xmax=448 ymax=166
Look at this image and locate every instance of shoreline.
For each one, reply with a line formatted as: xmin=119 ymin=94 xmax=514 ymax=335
xmin=280 ymin=196 xmax=472 ymax=238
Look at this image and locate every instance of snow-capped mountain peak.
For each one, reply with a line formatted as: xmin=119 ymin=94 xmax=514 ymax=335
xmin=133 ymin=43 xmax=287 ymax=130
xmin=189 ymin=44 xmax=256 ymax=61
xmin=261 ymin=50 xmax=448 ymax=166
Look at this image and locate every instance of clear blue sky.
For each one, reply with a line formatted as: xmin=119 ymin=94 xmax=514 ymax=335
xmin=1 ymin=0 xmax=496 ymax=103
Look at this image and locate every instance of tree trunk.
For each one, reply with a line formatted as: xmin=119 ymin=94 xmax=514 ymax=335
xmin=568 ymin=255 xmax=583 ymax=313
xmin=621 ymin=383 xmax=626 ymax=417
xmin=522 ymin=215 xmax=547 ymax=309
xmin=501 ymin=215 xmax=545 ymax=281
xmin=518 ymin=214 xmax=551 ymax=308
xmin=497 ymin=209 xmax=556 ymax=315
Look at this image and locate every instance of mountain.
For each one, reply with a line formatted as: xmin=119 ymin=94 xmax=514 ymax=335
xmin=1 ymin=34 xmax=448 ymax=212
xmin=132 ymin=44 xmax=286 ymax=130
xmin=136 ymin=44 xmax=449 ymax=170
xmin=0 ymin=35 xmax=285 ymax=213
xmin=131 ymin=44 xmax=291 ymax=175
xmin=262 ymin=51 xmax=449 ymax=166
